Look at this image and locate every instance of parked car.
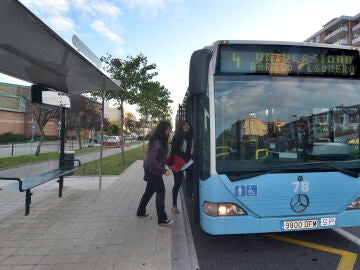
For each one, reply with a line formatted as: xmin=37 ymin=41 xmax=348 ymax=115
xmin=102 ymin=136 xmax=121 ymax=147
xmin=88 ymin=135 xmax=108 ymax=144
xmin=88 ymin=137 xmax=98 ymax=143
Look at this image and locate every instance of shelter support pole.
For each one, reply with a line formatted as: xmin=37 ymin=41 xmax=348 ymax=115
xmin=59 ymin=107 xmax=66 ymax=170
xmin=99 ymin=79 xmax=105 ymax=190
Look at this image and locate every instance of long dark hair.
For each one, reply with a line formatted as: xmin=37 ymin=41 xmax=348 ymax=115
xmin=175 ymin=120 xmax=192 ymax=142
xmin=150 ymin=120 xmax=171 ymax=149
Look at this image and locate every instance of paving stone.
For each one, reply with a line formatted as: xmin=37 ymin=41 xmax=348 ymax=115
xmin=0 ymin=160 xmax=198 ymax=270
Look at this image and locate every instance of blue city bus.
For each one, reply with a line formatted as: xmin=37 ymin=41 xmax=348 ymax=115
xmin=177 ymin=40 xmax=360 ymax=235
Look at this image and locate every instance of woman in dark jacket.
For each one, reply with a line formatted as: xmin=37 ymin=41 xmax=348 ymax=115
xmin=168 ymin=120 xmax=193 ymax=213
xmin=137 ymin=121 xmax=173 ymax=226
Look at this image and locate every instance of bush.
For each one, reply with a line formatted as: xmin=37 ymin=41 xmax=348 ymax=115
xmin=44 ymin=135 xmax=59 ymax=141
xmin=0 ymin=132 xmax=28 ymax=144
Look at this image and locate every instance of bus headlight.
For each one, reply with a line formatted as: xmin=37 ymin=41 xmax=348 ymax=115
xmin=203 ymin=201 xmax=247 ymax=216
xmin=347 ymin=197 xmax=360 ymax=210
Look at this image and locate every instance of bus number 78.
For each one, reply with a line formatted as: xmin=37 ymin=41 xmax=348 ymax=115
xmin=292 ymin=181 xmax=310 ymax=193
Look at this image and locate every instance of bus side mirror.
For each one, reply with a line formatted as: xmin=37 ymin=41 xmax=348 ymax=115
xmin=31 ymin=85 xmax=71 ymax=108
xmin=188 ymin=48 xmax=212 ymax=95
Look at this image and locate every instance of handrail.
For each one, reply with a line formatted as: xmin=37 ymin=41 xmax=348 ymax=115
xmin=216 ymin=146 xmax=233 ymax=158
xmin=255 ymin=149 xmax=268 ymax=160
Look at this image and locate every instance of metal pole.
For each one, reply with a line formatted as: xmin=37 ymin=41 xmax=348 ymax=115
xmin=59 ymin=107 xmax=66 ymax=169
xmin=31 ymin=117 xmax=34 ymax=142
xmin=99 ymin=80 xmax=105 ymax=190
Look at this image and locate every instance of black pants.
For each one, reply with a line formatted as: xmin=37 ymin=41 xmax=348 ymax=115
xmin=137 ymin=171 xmax=167 ymax=224
xmin=172 ymin=171 xmax=184 ymax=207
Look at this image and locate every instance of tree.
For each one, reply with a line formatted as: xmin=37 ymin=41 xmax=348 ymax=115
xmin=108 ymin=121 xmax=120 ymax=135
xmin=137 ymin=81 xmax=173 ymax=133
xmin=32 ymin=104 xmax=59 ymax=156
xmin=100 ymin=53 xmax=157 ymax=164
xmin=124 ymin=112 xmax=137 ymax=134
xmin=66 ymin=94 xmax=103 ymax=149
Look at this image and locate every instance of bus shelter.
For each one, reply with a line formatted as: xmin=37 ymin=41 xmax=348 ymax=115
xmin=0 ymin=0 xmax=122 ymax=188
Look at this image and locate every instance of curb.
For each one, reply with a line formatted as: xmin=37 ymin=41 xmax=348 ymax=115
xmin=171 ymin=188 xmax=200 ymax=270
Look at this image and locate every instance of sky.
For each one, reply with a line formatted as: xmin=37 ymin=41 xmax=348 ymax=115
xmin=2 ymin=0 xmax=360 ymax=122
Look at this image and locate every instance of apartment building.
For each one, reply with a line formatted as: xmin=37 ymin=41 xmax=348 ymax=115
xmin=304 ymin=13 xmax=360 ymax=47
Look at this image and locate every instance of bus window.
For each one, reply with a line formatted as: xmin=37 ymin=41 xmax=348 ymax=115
xmin=214 ymin=77 xmax=359 ymax=174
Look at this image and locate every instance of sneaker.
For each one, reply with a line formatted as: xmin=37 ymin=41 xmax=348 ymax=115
xmin=137 ymin=213 xmax=152 ymax=219
xmin=159 ymin=219 xmax=173 ymax=226
xmin=171 ymin=206 xmax=180 ymax=214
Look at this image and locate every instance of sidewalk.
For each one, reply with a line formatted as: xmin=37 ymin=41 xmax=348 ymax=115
xmin=0 ymin=161 xmax=199 ymax=270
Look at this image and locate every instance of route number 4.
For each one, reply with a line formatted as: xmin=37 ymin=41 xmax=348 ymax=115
xmin=292 ymin=181 xmax=310 ymax=192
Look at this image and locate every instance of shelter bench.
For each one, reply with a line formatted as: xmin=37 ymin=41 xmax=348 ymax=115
xmin=0 ymin=159 xmax=81 ymax=215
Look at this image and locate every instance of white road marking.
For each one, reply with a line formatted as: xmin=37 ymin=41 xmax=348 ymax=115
xmin=333 ymin=228 xmax=360 ymax=246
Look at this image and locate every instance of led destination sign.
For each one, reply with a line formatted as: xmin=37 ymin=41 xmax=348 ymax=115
xmin=218 ymin=44 xmax=360 ymax=77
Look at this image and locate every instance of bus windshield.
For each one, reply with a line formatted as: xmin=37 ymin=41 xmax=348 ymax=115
xmin=214 ymin=76 xmax=360 ymax=175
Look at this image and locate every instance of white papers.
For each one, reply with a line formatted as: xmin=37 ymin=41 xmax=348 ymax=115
xmin=181 ymin=159 xmax=194 ymax=171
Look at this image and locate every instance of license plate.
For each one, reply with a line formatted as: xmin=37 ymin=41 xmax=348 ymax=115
xmin=281 ymin=219 xmax=318 ymax=231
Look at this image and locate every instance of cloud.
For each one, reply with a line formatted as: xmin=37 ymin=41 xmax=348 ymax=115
xmin=19 ymin=0 xmax=74 ymax=33
xmin=19 ymin=0 xmax=69 ymax=15
xmin=91 ymin=20 xmax=124 ymax=44
xmin=49 ymin=16 xmax=76 ymax=34
xmin=73 ymin=0 xmax=122 ymax=18
xmin=90 ymin=1 xmax=122 ymax=18
xmin=19 ymin=0 xmax=125 ymax=55
xmin=124 ymin=0 xmax=165 ymax=12
xmin=121 ymin=0 xmax=183 ymax=17
xmin=72 ymin=1 xmax=124 ymax=51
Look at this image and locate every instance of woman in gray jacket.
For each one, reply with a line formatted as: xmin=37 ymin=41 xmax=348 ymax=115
xmin=137 ymin=121 xmax=173 ymax=226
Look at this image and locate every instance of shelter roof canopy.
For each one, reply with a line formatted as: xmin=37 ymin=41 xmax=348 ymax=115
xmin=0 ymin=0 xmax=121 ymax=95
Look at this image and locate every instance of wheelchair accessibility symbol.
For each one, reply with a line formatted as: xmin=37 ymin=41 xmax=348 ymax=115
xmin=235 ymin=185 xmax=258 ymax=197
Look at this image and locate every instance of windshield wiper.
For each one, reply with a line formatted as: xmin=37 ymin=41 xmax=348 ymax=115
xmin=318 ymin=162 xmax=359 ymax=178
xmin=233 ymin=162 xmax=359 ymax=180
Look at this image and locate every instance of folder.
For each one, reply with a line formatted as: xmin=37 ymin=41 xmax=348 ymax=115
xmin=166 ymin=154 xmax=185 ymax=173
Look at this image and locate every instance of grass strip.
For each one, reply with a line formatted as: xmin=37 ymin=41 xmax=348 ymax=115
xmin=75 ymin=145 xmax=148 ymax=175
xmin=0 ymin=146 xmax=102 ymax=170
